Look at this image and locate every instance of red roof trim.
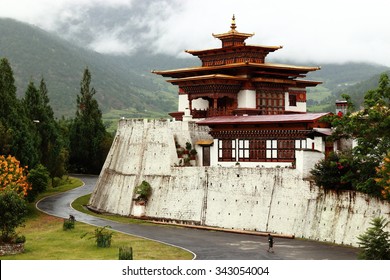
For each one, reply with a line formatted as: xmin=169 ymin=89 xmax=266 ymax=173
xmin=196 ymin=113 xmax=331 ymax=125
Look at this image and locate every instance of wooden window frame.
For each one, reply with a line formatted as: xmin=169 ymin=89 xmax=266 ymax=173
xmin=238 ymin=139 xmax=250 ymax=161
xmin=218 ymin=139 xmax=236 ymax=162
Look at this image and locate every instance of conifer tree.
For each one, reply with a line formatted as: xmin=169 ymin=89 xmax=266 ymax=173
xmin=69 ymin=68 xmax=111 ymax=174
xmin=0 ymin=58 xmax=38 ymax=167
xmin=23 ymin=79 xmax=67 ymax=180
xmin=357 ymin=217 xmax=390 ymax=260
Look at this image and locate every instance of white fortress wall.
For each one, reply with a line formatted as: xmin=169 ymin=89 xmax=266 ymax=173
xmin=145 ymin=167 xmax=206 ymax=222
xmin=89 ymin=119 xmax=390 ymax=247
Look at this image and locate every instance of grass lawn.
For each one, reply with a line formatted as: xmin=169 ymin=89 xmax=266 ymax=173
xmin=0 ymin=177 xmax=193 ymax=260
xmin=72 ymin=194 xmax=150 ymax=225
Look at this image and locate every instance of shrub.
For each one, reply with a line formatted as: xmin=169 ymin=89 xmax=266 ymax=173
xmin=185 ymin=142 xmax=192 ymax=151
xmin=310 ymin=151 xmax=355 ymax=191
xmin=0 ymin=189 xmax=28 ymax=243
xmin=0 ymin=155 xmax=31 ymax=197
xmin=357 ymin=217 xmax=390 ymax=260
xmin=26 ymin=164 xmax=50 ymax=202
xmin=15 ymin=235 xmax=26 ymax=244
xmin=63 ymin=215 xmax=75 ymax=231
xmin=81 ymin=225 xmax=113 ymax=248
xmin=119 ymin=246 xmax=133 ymax=260
xmin=134 ymin=181 xmax=152 ymax=203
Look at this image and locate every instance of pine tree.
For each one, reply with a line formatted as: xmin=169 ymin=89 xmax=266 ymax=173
xmin=69 ymin=68 xmax=112 ymax=174
xmin=357 ymin=217 xmax=390 ymax=260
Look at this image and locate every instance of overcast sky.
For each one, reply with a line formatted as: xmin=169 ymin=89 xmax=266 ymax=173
xmin=1 ymin=0 xmax=390 ymax=66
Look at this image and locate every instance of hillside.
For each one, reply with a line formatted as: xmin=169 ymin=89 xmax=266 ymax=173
xmin=0 ymin=18 xmax=194 ymax=118
xmin=305 ymin=63 xmax=390 ymax=112
xmin=1 ymin=18 xmax=389 ymax=121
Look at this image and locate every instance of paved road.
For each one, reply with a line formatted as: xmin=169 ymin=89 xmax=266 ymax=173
xmin=37 ymin=175 xmax=359 ymax=260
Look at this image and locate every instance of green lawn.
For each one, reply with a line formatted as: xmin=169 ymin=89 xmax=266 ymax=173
xmin=0 ymin=177 xmax=193 ymax=260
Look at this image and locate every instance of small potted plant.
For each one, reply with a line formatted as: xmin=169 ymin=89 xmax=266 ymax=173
xmin=190 ymin=148 xmax=197 ymax=160
xmin=132 ymin=181 xmax=152 ymax=217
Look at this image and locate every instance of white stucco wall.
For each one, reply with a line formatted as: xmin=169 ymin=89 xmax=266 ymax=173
xmin=237 ymin=89 xmax=256 ymax=108
xmin=178 ymin=94 xmax=189 ymax=111
xmin=285 ymin=93 xmax=306 ymax=112
xmin=89 ymin=119 xmax=390 ymax=247
xmin=295 ymin=149 xmax=324 ymax=178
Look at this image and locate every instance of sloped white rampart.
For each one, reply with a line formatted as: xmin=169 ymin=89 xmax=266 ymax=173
xmin=89 ymin=119 xmax=390 ymax=246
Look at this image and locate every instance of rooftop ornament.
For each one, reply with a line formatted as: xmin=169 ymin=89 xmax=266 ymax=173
xmin=230 ymin=14 xmax=237 ymax=32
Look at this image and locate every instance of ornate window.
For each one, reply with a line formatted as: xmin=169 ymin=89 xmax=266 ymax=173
xmin=249 ymin=139 xmax=266 ymax=161
xmin=266 ymin=140 xmax=278 ymax=159
xmin=278 ymin=140 xmax=295 ymax=160
xmin=295 ymin=139 xmax=307 ymax=149
xmin=238 ymin=139 xmax=250 ymax=161
xmin=218 ymin=139 xmax=236 ymax=161
xmin=218 ymin=137 xmax=297 ymax=162
xmin=289 ymin=94 xmax=297 ymax=106
xmin=257 ymin=90 xmax=285 ymax=114
xmin=265 ymin=139 xmax=295 ymax=160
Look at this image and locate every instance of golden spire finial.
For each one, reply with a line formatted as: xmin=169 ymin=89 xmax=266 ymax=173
xmin=230 ymin=14 xmax=236 ymax=31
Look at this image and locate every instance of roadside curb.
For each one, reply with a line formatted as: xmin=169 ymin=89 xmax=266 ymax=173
xmin=149 ymin=220 xmax=295 ymax=239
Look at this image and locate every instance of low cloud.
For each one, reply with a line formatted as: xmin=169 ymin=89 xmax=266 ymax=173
xmin=1 ymin=0 xmax=390 ymax=66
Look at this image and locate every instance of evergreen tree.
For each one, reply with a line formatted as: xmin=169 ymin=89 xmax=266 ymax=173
xmin=69 ymin=68 xmax=112 ymax=174
xmin=357 ymin=217 xmax=390 ymax=260
xmin=0 ymin=58 xmax=38 ymax=168
xmin=23 ymin=78 xmax=68 ymax=180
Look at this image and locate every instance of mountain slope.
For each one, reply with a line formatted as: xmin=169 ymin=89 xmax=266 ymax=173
xmin=305 ymin=63 xmax=390 ymax=112
xmin=0 ymin=18 xmax=193 ymax=118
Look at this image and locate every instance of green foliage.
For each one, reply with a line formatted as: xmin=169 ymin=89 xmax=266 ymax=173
xmin=0 ymin=120 xmax=12 ymax=155
xmin=357 ymin=217 xmax=390 ymax=260
xmin=23 ymin=79 xmax=68 ymax=180
xmin=0 ymin=58 xmax=39 ymax=168
xmin=134 ymin=180 xmax=152 ymax=203
xmin=310 ymin=152 xmax=355 ymax=191
xmin=81 ymin=225 xmax=113 ymax=248
xmin=27 ymin=164 xmax=50 ymax=202
xmin=0 ymin=189 xmax=28 ymax=243
xmin=63 ymin=215 xmax=76 ymax=231
xmin=313 ymin=73 xmax=390 ymax=199
xmin=69 ymin=68 xmax=113 ymax=174
xmin=119 ymin=246 xmax=133 ymax=260
xmin=14 ymin=235 xmax=26 ymax=244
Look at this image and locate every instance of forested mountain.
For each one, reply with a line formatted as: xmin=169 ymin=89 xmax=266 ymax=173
xmin=333 ymin=70 xmax=390 ymax=108
xmin=305 ymin=63 xmax=390 ymax=112
xmin=0 ymin=18 xmax=194 ymax=118
xmin=0 ymin=17 xmax=389 ymax=120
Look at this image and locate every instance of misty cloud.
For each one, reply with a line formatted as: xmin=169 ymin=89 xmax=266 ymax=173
xmin=1 ymin=0 xmax=390 ymax=66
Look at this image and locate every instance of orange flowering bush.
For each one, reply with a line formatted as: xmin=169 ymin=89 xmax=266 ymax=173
xmin=375 ymin=153 xmax=390 ymax=200
xmin=0 ymin=155 xmax=31 ymax=197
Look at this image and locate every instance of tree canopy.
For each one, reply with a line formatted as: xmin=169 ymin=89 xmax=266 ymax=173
xmin=311 ymin=73 xmax=390 ymax=200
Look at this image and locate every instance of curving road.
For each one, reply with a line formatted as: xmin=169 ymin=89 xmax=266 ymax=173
xmin=37 ymin=174 xmax=359 ymax=260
